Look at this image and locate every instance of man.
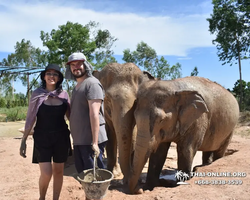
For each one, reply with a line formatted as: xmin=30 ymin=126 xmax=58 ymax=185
xmin=66 ymin=52 xmax=108 ymax=174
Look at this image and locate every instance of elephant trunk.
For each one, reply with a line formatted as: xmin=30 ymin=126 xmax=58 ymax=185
xmin=129 ymin=130 xmax=152 ymax=194
xmin=112 ymin=103 xmax=136 ymax=184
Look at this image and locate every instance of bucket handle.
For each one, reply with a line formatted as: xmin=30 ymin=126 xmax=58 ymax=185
xmin=93 ymin=154 xmax=101 ymax=181
xmin=93 ymin=154 xmax=97 ymax=181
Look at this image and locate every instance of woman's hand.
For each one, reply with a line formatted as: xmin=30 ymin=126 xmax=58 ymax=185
xmin=20 ymin=139 xmax=27 ymax=158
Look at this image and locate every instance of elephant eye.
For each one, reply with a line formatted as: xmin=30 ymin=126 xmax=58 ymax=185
xmin=160 ymin=112 xmax=172 ymax=123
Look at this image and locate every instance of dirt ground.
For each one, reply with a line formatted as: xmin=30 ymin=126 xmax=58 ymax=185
xmin=0 ymin=120 xmax=249 ymax=200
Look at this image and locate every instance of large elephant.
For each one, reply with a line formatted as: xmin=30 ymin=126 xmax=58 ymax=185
xmin=93 ymin=62 xmax=154 ymax=184
xmin=129 ymin=76 xmax=239 ymax=193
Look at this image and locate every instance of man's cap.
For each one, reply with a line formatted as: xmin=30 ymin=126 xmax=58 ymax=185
xmin=66 ymin=52 xmax=86 ymax=65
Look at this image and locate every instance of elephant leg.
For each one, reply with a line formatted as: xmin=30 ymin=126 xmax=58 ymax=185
xmin=213 ymin=131 xmax=233 ymax=161
xmin=192 ymin=151 xmax=213 ymax=173
xmin=177 ymin=142 xmax=198 ymax=176
xmin=202 ymin=151 xmax=213 ymax=165
xmin=145 ymin=142 xmax=171 ymax=191
xmin=105 ymin=120 xmax=121 ymax=178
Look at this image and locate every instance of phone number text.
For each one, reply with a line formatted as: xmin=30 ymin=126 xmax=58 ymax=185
xmin=194 ymin=180 xmax=243 ymax=185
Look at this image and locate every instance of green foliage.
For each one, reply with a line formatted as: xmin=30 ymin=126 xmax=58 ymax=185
xmin=40 ymin=21 xmax=117 ymax=67
xmin=122 ymin=41 xmax=182 ymax=79
xmin=0 ymin=53 xmax=19 ymax=95
xmin=232 ymin=79 xmax=250 ymax=111
xmin=0 ymin=93 xmax=28 ymax=109
xmin=41 ymin=21 xmax=96 ymax=63
xmin=0 ymin=97 xmax=6 ymax=107
xmin=168 ymin=62 xmax=182 ymax=80
xmin=238 ymin=111 xmax=250 ymax=124
xmin=191 ymin=66 xmax=199 ymax=76
xmin=1 ymin=21 xmax=117 ymax=98
xmin=15 ymin=39 xmax=47 ymax=67
xmin=0 ymin=107 xmax=28 ymax=122
xmin=208 ymin=0 xmax=250 ymax=111
xmin=207 ymin=0 xmax=250 ymax=66
xmin=0 ymin=40 xmax=45 ymax=97
xmin=93 ymin=25 xmax=118 ymax=69
xmin=14 ymin=39 xmax=46 ymax=87
xmin=40 ymin=21 xmax=117 ymax=95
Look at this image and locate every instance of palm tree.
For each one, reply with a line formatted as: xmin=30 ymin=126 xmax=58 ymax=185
xmin=182 ymin=172 xmax=189 ymax=182
xmin=175 ymin=170 xmax=183 ymax=182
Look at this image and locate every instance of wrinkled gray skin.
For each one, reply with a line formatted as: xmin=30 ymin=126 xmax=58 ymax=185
xmin=129 ymin=76 xmax=239 ymax=193
xmin=93 ymin=62 xmax=154 ymax=185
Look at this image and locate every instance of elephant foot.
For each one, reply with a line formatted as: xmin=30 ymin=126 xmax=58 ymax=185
xmin=131 ymin=185 xmax=143 ymax=194
xmin=111 ymin=166 xmax=122 ymax=178
xmin=134 ymin=188 xmax=143 ymax=194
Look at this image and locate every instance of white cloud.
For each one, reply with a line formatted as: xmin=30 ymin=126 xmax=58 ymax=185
xmin=0 ymin=0 xmax=214 ymax=56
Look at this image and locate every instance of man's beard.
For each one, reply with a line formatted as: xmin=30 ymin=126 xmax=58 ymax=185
xmin=72 ymin=69 xmax=86 ymax=78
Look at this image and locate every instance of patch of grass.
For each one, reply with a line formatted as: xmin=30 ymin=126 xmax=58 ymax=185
xmin=240 ymin=129 xmax=250 ymax=138
xmin=0 ymin=113 xmax=7 ymax=122
xmin=238 ymin=111 xmax=250 ymax=124
xmin=0 ymin=107 xmax=28 ymax=122
xmin=235 ymin=111 xmax=250 ymax=138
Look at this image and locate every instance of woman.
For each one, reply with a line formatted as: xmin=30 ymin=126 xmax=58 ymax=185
xmin=20 ymin=64 xmax=71 ymax=200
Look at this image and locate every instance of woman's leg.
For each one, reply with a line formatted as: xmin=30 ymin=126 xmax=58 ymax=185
xmin=52 ymin=162 xmax=64 ymax=200
xmin=39 ymin=162 xmax=52 ymax=200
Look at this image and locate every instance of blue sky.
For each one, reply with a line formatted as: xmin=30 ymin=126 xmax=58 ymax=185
xmin=0 ymin=0 xmax=249 ymax=94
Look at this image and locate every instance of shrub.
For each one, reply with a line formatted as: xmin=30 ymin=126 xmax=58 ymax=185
xmin=0 ymin=107 xmax=28 ymax=122
xmin=0 ymin=98 xmax=6 ymax=108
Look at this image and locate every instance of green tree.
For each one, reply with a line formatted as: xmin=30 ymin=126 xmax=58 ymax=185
xmin=1 ymin=21 xmax=117 ymax=99
xmin=169 ymin=62 xmax=182 ymax=80
xmin=40 ymin=21 xmax=117 ymax=95
xmin=0 ymin=53 xmax=18 ymax=97
xmin=14 ymin=39 xmax=46 ymax=100
xmin=191 ymin=66 xmax=199 ymax=76
xmin=232 ymin=79 xmax=250 ymax=110
xmin=40 ymin=21 xmax=117 ymax=66
xmin=207 ymin=0 xmax=250 ymax=110
xmin=122 ymin=41 xmax=182 ymax=80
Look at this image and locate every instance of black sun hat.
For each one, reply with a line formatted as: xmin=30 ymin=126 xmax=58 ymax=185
xmin=40 ymin=64 xmax=64 ymax=85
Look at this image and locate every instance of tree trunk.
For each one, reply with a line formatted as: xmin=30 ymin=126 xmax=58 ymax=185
xmin=27 ymin=73 xmax=30 ymax=103
xmin=236 ymin=38 xmax=243 ymax=111
xmin=238 ymin=52 xmax=242 ymax=111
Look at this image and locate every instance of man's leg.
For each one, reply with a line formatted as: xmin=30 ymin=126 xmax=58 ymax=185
xmin=74 ymin=145 xmax=85 ymax=173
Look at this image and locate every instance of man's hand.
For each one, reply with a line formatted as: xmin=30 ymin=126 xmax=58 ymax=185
xmin=20 ymin=139 xmax=27 ymax=158
xmin=92 ymin=144 xmax=100 ymax=157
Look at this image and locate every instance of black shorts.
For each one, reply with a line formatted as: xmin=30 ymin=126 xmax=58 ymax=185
xmin=32 ymin=129 xmax=70 ymax=163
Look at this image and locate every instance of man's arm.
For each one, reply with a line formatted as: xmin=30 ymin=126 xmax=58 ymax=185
xmin=88 ymin=99 xmax=102 ymax=155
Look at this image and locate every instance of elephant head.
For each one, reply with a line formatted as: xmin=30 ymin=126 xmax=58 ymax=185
xmin=93 ymin=62 xmax=155 ymax=184
xmin=129 ymin=80 xmax=209 ymax=193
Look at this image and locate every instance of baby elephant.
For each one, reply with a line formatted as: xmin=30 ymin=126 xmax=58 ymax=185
xmin=129 ymin=76 xmax=239 ymax=193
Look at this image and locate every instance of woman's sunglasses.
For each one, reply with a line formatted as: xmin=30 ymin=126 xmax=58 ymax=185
xmin=45 ymin=72 xmax=59 ymax=77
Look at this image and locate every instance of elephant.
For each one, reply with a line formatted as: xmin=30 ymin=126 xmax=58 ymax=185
xmin=128 ymin=76 xmax=239 ymax=193
xmin=93 ymin=62 xmax=155 ymax=184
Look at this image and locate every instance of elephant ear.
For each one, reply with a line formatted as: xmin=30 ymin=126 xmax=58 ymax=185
xmin=176 ymin=90 xmax=209 ymax=135
xmin=142 ymin=71 xmax=156 ymax=80
xmin=92 ymin=70 xmax=100 ymax=79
